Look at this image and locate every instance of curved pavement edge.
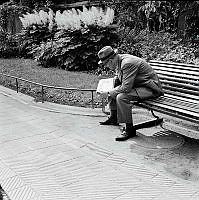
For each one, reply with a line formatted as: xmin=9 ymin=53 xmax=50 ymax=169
xmin=0 ymin=85 xmax=105 ymax=117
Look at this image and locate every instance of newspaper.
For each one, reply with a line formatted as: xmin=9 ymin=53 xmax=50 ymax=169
xmin=96 ymin=78 xmax=114 ymax=94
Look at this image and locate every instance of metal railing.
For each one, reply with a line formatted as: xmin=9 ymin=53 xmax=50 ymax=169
xmin=0 ymin=72 xmax=97 ymax=108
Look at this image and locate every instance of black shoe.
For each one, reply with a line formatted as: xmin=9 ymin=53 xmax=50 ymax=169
xmin=115 ymin=129 xmax=136 ymax=141
xmin=99 ymin=117 xmax=119 ymax=126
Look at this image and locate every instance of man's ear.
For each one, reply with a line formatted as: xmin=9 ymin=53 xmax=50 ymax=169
xmin=113 ymin=55 xmax=119 ymax=66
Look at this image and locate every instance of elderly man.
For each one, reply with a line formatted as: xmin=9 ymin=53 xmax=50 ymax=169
xmin=97 ymin=46 xmax=164 ymax=141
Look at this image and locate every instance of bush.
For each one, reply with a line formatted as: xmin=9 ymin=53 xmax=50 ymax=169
xmin=18 ymin=24 xmax=56 ymax=58
xmin=0 ymin=31 xmax=20 ymax=58
xmin=119 ymin=29 xmax=198 ymax=64
xmin=19 ymin=7 xmax=119 ymax=71
xmin=0 ymin=2 xmax=30 ymax=58
xmin=31 ymin=25 xmax=119 ymax=70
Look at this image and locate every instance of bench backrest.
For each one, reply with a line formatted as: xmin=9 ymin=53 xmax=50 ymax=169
xmin=149 ymin=60 xmax=199 ymax=105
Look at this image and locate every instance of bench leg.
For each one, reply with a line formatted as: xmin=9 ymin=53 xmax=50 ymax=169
xmin=101 ymin=100 xmax=163 ymax=129
xmin=134 ymin=118 xmax=163 ymax=130
xmin=134 ymin=109 xmax=163 ymax=130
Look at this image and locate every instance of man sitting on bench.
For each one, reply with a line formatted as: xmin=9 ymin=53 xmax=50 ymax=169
xmin=97 ymin=46 xmax=164 ymax=141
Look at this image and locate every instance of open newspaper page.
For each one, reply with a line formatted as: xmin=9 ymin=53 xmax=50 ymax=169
xmin=96 ymin=78 xmax=114 ymax=94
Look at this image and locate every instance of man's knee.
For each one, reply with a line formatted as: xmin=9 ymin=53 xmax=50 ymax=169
xmin=116 ymin=93 xmax=128 ymax=103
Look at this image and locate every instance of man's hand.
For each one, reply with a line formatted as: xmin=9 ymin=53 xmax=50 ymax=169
xmin=98 ymin=91 xmax=109 ymax=99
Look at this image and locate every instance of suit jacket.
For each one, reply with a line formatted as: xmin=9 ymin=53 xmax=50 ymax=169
xmin=109 ymin=54 xmax=164 ymax=98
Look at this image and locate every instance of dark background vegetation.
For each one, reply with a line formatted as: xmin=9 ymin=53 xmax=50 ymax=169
xmin=0 ymin=0 xmax=198 ymax=70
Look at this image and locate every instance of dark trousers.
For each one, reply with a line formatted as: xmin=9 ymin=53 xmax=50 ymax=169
xmin=108 ymin=78 xmax=156 ymax=123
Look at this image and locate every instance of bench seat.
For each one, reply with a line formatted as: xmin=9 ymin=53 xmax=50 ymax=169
xmin=135 ymin=60 xmax=199 ymax=125
xmin=137 ymin=94 xmax=199 ymax=123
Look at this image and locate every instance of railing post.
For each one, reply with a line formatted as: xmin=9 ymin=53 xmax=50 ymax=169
xmin=102 ymin=97 xmax=105 ymax=112
xmin=16 ymin=78 xmax=19 ymax=93
xmin=91 ymin=90 xmax=94 ymax=109
xmin=41 ymin=86 xmax=44 ymax=103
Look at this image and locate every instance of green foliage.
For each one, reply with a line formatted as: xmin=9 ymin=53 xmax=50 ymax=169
xmin=108 ymin=1 xmax=199 ymax=46
xmin=106 ymin=0 xmax=146 ymax=46
xmin=138 ymin=1 xmax=173 ymax=32
xmin=1 ymin=1 xmax=198 ymax=67
xmin=0 ymin=31 xmax=21 ymax=58
xmin=29 ymin=25 xmax=119 ymax=70
xmin=184 ymin=2 xmax=199 ymax=42
xmin=19 ymin=6 xmax=119 ymax=71
xmin=120 ymin=29 xmax=197 ymax=64
xmin=185 ymin=16 xmax=199 ymax=42
xmin=19 ymin=23 xmax=56 ymax=57
xmin=15 ymin=0 xmax=54 ymax=10
xmin=0 ymin=1 xmax=30 ymax=58
xmin=0 ymin=1 xmax=29 ymax=30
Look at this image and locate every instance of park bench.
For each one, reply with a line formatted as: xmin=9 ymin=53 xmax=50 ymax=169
xmin=101 ymin=60 xmax=199 ymax=134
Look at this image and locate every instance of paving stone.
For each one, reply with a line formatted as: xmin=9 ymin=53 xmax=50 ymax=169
xmin=65 ymin=174 xmax=127 ymax=199
xmin=153 ymin=192 xmax=187 ymax=200
xmin=167 ymin=182 xmax=198 ymax=199
xmin=190 ymin=192 xmax=199 ymax=200
xmin=0 ymin=164 xmax=16 ymax=181
xmin=121 ymin=161 xmax=158 ymax=180
xmin=7 ymin=185 xmax=38 ymax=200
xmin=1 ymin=176 xmax=26 ymax=192
xmin=151 ymin=174 xmax=176 ymax=191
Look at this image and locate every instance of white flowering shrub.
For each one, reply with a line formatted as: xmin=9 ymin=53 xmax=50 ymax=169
xmin=19 ymin=9 xmax=55 ymax=31
xmin=55 ymin=6 xmax=114 ymax=30
xmin=19 ymin=6 xmax=119 ymax=71
xmin=20 ymin=6 xmax=114 ymax=31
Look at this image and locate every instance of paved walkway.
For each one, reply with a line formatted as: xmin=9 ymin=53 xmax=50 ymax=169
xmin=0 ymin=85 xmax=199 ymax=200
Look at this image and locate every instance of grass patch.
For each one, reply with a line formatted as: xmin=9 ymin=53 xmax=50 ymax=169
xmin=0 ymin=58 xmax=106 ymax=107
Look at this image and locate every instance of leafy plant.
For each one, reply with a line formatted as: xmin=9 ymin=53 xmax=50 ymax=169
xmin=105 ymin=0 xmax=146 ymax=47
xmin=30 ymin=24 xmax=119 ymax=70
xmin=19 ymin=6 xmax=119 ymax=71
xmin=14 ymin=0 xmax=55 ymax=10
xmin=119 ymin=29 xmax=197 ymax=64
xmin=184 ymin=2 xmax=199 ymax=43
xmin=138 ymin=1 xmax=179 ymax=33
xmin=0 ymin=1 xmax=29 ymax=58
xmin=0 ymin=1 xmax=29 ymax=31
xmin=0 ymin=31 xmax=22 ymax=58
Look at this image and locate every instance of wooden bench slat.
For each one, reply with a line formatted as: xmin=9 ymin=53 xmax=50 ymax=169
xmin=165 ymin=94 xmax=199 ymax=104
xmin=158 ymin=75 xmax=198 ymax=85
xmin=145 ymin=100 xmax=199 ymax=118
xmin=161 ymin=80 xmax=199 ymax=91
xmin=152 ymin=66 xmax=199 ymax=76
xmin=143 ymin=100 xmax=199 ymax=120
xmin=163 ymin=89 xmax=199 ymax=101
xmin=149 ymin=60 xmax=199 ymax=69
xmin=155 ymin=70 xmax=199 ymax=80
xmin=163 ymin=85 xmax=199 ymax=96
xmin=151 ymin=96 xmax=199 ymax=110
xmin=157 ymin=96 xmax=198 ymax=107
xmin=136 ymin=102 xmax=199 ymax=123
xmin=149 ymin=62 xmax=199 ymax=72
